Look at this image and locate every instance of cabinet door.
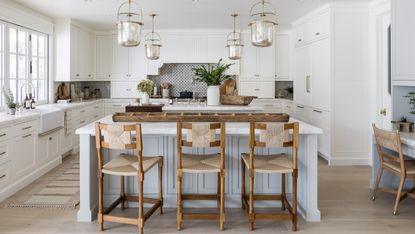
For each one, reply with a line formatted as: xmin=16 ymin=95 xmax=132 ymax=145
xmin=294 ymin=46 xmax=312 ymax=106
xmin=294 ymin=24 xmax=305 ymax=47
xmin=311 ymin=39 xmax=331 ymax=111
xmin=70 ymin=25 xmax=80 ymax=79
xmin=240 ymin=34 xmax=259 ymax=79
xmin=13 ymin=133 xmax=36 ymax=179
xmin=112 ymin=35 xmax=129 ymax=79
xmin=257 ymin=81 xmax=275 ymax=98
xmin=239 ymin=81 xmax=274 ymax=98
xmin=86 ymin=32 xmax=94 ymax=80
xmin=258 ymin=44 xmax=276 ymax=79
xmin=294 ymin=105 xmax=312 ymax=123
xmin=96 ymin=35 xmax=112 ymax=79
xmin=276 ymin=33 xmax=291 ymax=80
xmin=111 ymin=81 xmax=132 ymax=98
xmin=129 ymin=46 xmax=146 ymax=79
xmin=392 ymin=0 xmax=415 ymax=81
xmin=77 ymin=29 xmax=88 ymax=79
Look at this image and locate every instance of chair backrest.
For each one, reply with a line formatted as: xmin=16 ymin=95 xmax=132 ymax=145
xmin=249 ymin=122 xmax=299 ymax=169
xmin=178 ymin=122 xmax=224 ymax=148
xmin=95 ymin=123 xmax=144 ymax=172
xmin=372 ymin=124 xmax=404 ymax=170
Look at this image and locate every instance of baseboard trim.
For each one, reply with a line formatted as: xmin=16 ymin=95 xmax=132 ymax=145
xmin=329 ymin=157 xmax=370 ymax=166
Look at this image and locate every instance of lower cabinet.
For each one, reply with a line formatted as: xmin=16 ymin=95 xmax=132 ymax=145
xmin=0 ymin=163 xmax=11 ymax=190
xmin=294 ymin=104 xmax=312 ymax=123
xmin=239 ymin=81 xmax=275 ymax=99
xmin=311 ymin=108 xmax=331 ymax=159
xmin=12 ymin=131 xmax=36 ymax=180
xmin=38 ymin=130 xmax=60 ymax=164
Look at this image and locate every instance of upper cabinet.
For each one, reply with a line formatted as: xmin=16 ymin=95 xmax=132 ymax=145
xmin=95 ymin=34 xmax=112 ymax=80
xmin=275 ymin=32 xmax=292 ymax=80
xmin=392 ymin=0 xmax=415 ymax=84
xmin=55 ymin=19 xmax=94 ymax=81
xmin=240 ymin=33 xmax=276 ymax=80
xmin=293 ymin=11 xmax=330 ymax=47
xmin=111 ymin=34 xmax=146 ymax=80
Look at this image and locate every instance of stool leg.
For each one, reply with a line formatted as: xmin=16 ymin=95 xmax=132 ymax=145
xmin=393 ymin=175 xmax=406 ymax=215
xmin=281 ymin=173 xmax=286 ymax=210
xmin=138 ymin=173 xmax=144 ymax=234
xmin=220 ymin=171 xmax=225 ymax=231
xmin=249 ymin=171 xmax=254 ymax=231
xmin=98 ymin=173 xmax=104 ymax=231
xmin=241 ymin=160 xmax=246 ymax=210
xmin=217 ymin=172 xmax=221 ymax=210
xmin=158 ymin=163 xmax=163 ymax=215
xmin=120 ymin=176 xmax=125 ymax=210
xmin=372 ymin=168 xmax=383 ymax=201
xmin=177 ymin=171 xmax=183 ymax=231
xmin=292 ymin=170 xmax=298 ymax=232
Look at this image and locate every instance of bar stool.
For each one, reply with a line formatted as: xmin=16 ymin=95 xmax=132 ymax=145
xmin=176 ymin=122 xmax=226 ymax=231
xmin=372 ymin=124 xmax=415 ymax=215
xmin=241 ymin=122 xmax=299 ymax=231
xmin=95 ymin=123 xmax=163 ymax=234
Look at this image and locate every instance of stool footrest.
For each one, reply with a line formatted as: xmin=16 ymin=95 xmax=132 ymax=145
xmin=255 ymin=213 xmax=292 ymax=221
xmin=182 ymin=194 xmax=219 ymax=200
xmin=183 ymin=213 xmax=221 ymax=220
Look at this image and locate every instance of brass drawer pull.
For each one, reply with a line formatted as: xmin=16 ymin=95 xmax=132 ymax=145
xmin=0 ymin=174 xmax=6 ymax=179
xmin=0 ymin=152 xmax=6 ymax=156
xmin=80 ymin=120 xmax=86 ymax=124
xmin=297 ymin=106 xmax=304 ymax=109
xmin=22 ymin=126 xmax=32 ymax=130
xmin=80 ymin=110 xmax=86 ymax=113
xmin=22 ymin=134 xmax=32 ymax=138
xmin=0 ymin=133 xmax=6 ymax=137
xmin=313 ymin=110 xmax=323 ymax=114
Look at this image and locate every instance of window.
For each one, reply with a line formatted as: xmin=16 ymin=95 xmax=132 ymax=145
xmin=0 ymin=20 xmax=49 ymax=106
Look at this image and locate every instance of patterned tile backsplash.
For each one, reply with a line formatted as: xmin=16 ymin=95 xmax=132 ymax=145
xmin=149 ymin=64 xmax=211 ymax=98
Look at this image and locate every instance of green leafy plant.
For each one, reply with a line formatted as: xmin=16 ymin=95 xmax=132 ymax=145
xmin=192 ymin=59 xmax=233 ymax=86
xmin=2 ymin=87 xmax=16 ymax=109
xmin=137 ymin=80 xmax=154 ymax=95
xmin=405 ymin=92 xmax=415 ymax=114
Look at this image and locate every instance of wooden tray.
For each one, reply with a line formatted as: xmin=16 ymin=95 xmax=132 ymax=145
xmin=113 ymin=112 xmax=289 ymax=123
xmin=220 ymin=95 xmax=256 ymax=105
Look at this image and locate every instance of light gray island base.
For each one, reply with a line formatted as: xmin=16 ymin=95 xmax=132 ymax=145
xmin=76 ymin=115 xmax=322 ymax=222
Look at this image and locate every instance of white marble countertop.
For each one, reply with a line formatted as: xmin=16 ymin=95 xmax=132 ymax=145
xmin=76 ymin=115 xmax=323 ymax=136
xmin=0 ymin=111 xmax=40 ymax=128
xmin=161 ymin=103 xmax=263 ymax=112
xmin=36 ymin=99 xmax=104 ymax=111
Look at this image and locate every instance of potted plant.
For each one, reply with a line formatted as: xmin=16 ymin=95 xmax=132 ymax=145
xmin=137 ymin=80 xmax=154 ymax=104
xmin=193 ymin=59 xmax=233 ymax=105
xmin=2 ymin=87 xmax=17 ymax=115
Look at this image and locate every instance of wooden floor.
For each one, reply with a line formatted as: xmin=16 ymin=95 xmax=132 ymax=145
xmin=1 ymin=157 xmax=415 ymax=234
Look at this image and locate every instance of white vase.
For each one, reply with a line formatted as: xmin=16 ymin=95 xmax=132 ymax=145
xmin=207 ymin=85 xmax=220 ymax=106
xmin=141 ymin=92 xmax=150 ymax=104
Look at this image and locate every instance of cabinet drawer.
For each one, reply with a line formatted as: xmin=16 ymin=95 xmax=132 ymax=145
xmin=0 ymin=144 xmax=10 ymax=165
xmin=0 ymin=127 xmax=11 ymax=143
xmin=104 ymin=102 xmax=128 ymax=109
xmin=311 ymin=109 xmax=330 ymax=131
xmin=295 ymin=105 xmax=312 ymax=123
xmin=0 ymin=163 xmax=11 ymax=189
xmin=76 ymin=118 xmax=89 ymax=127
xmin=15 ymin=120 xmax=37 ymax=136
xmin=90 ymin=111 xmax=102 ymax=121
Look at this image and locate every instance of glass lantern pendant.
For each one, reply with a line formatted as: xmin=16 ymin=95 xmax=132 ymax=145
xmin=117 ymin=0 xmax=143 ymax=47
xmin=145 ymin=14 xmax=162 ymax=60
xmin=226 ymin=14 xmax=243 ymax=60
xmin=249 ymin=0 xmax=278 ymax=47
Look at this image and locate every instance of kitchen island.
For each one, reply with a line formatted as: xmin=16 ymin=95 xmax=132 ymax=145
xmin=76 ymin=114 xmax=323 ymax=223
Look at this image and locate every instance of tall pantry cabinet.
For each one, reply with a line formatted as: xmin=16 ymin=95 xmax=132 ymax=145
xmin=293 ymin=3 xmax=370 ymax=165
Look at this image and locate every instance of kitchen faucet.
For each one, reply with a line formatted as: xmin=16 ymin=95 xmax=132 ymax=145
xmin=19 ymin=82 xmax=36 ymax=110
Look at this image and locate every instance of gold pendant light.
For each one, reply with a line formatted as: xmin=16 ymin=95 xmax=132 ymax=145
xmin=145 ymin=14 xmax=162 ymax=60
xmin=249 ymin=0 xmax=278 ymax=47
xmin=226 ymin=14 xmax=243 ymax=60
xmin=117 ymin=0 xmax=143 ymax=47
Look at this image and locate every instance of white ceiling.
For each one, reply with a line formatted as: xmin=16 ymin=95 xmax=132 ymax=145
xmin=13 ymin=0 xmax=339 ymax=31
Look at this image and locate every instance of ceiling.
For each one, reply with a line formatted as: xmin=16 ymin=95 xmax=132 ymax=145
xmin=13 ymin=0 xmax=337 ymax=31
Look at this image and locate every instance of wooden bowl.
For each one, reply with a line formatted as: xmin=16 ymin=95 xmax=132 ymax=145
xmin=220 ymin=95 xmax=256 ymax=105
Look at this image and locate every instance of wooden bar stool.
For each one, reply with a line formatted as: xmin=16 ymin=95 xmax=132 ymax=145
xmin=176 ymin=122 xmax=226 ymax=231
xmin=241 ymin=122 xmax=299 ymax=231
xmin=95 ymin=123 xmax=163 ymax=234
xmin=372 ymin=124 xmax=415 ymax=215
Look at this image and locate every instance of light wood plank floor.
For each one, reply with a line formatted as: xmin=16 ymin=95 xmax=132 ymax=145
xmin=1 ymin=156 xmax=415 ymax=234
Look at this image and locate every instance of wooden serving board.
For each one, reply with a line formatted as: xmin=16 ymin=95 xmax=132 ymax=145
xmin=112 ymin=112 xmax=289 ymax=123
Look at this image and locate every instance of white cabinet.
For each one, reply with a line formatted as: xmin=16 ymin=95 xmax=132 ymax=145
xmin=294 ymin=105 xmax=312 ymax=123
xmin=240 ymin=33 xmax=276 ymax=79
xmin=111 ymin=81 xmax=141 ymax=99
xmin=293 ymin=10 xmax=330 ymax=47
xmin=55 ymin=19 xmax=94 ymax=81
xmin=392 ymin=0 xmax=415 ymax=83
xmin=294 ymin=46 xmax=312 ymax=106
xmin=275 ymin=32 xmax=292 ymax=80
xmin=239 ymin=81 xmax=275 ymax=99
xmin=96 ymin=35 xmax=112 ymax=80
xmin=112 ymin=35 xmax=146 ymax=80
xmin=13 ymin=130 xmax=36 ymax=180
xmin=310 ymin=39 xmax=331 ymax=111
xmin=251 ymin=99 xmax=283 ymax=113
xmin=38 ymin=130 xmax=60 ymax=164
